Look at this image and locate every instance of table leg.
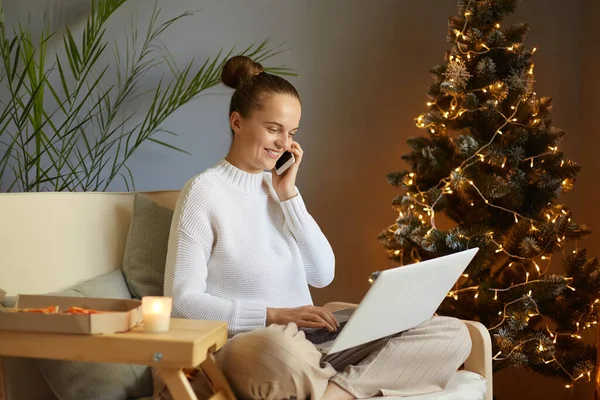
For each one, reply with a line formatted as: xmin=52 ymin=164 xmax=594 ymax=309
xmin=0 ymin=356 xmax=5 ymax=400
xmin=158 ymin=368 xmax=198 ymax=400
xmin=200 ymin=352 xmax=236 ymax=400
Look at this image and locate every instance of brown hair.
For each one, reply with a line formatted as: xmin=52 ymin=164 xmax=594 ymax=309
xmin=221 ymin=56 xmax=300 ymax=121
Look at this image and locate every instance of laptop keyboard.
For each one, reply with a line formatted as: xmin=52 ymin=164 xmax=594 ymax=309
xmin=304 ymin=321 xmax=348 ymax=345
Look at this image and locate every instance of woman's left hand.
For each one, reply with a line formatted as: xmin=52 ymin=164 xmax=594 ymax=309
xmin=272 ymin=141 xmax=303 ymax=201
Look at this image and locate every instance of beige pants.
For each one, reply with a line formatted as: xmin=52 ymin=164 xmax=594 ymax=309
xmin=154 ymin=316 xmax=471 ymax=400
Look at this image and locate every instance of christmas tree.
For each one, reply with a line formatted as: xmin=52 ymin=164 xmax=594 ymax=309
xmin=378 ymin=0 xmax=600 ymax=388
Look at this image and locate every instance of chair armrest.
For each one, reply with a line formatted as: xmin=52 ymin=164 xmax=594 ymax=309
xmin=461 ymin=320 xmax=493 ymax=400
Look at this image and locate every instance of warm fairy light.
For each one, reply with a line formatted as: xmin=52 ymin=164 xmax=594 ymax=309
xmin=514 ymin=214 xmax=518 ymax=223
xmin=495 ymin=23 xmax=501 ymax=28
xmin=407 ymin=179 xmax=413 ymax=185
xmin=427 ymin=102 xmax=433 ymax=106
xmin=532 ymin=47 xmax=537 ymax=53
xmin=474 ymin=292 xmax=479 ymax=298
xmin=534 ymin=261 xmax=540 ymax=273
xmin=394 ymin=250 xmax=400 ymax=255
xmin=494 ymin=291 xmax=498 ymax=300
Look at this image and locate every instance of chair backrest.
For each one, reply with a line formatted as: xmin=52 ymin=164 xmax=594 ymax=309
xmin=0 ymin=191 xmax=179 ymax=296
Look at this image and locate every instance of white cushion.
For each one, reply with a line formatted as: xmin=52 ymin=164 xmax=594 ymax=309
xmin=364 ymin=371 xmax=486 ymax=400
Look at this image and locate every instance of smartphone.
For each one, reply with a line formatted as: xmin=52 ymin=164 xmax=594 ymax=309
xmin=275 ymin=151 xmax=295 ymax=176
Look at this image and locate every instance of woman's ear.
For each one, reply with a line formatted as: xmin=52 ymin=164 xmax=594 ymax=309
xmin=230 ymin=112 xmax=243 ymax=134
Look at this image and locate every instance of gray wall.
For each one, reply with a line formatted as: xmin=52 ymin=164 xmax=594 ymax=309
xmin=2 ymin=0 xmax=596 ymax=398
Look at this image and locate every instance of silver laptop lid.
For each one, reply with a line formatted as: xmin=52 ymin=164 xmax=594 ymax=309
xmin=326 ymin=248 xmax=479 ymax=354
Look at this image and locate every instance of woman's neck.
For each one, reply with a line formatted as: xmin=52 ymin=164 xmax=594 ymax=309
xmin=225 ymin=143 xmax=262 ymax=174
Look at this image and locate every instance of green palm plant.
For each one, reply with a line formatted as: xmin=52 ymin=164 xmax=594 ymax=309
xmin=0 ymin=0 xmax=292 ymax=191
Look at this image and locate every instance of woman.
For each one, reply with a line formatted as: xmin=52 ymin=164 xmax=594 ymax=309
xmin=162 ymin=56 xmax=472 ymax=400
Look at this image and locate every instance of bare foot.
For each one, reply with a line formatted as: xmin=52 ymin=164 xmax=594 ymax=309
xmin=321 ymin=382 xmax=355 ymax=400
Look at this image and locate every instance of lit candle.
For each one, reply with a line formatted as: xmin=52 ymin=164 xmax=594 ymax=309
xmin=142 ymin=296 xmax=172 ymax=333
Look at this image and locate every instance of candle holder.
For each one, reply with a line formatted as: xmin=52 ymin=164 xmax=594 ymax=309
xmin=142 ymin=296 xmax=172 ymax=333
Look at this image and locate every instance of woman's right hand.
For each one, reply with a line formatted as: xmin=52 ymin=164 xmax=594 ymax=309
xmin=266 ymin=305 xmax=340 ymax=332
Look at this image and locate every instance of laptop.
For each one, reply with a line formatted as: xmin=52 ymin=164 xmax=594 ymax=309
xmin=302 ymin=248 xmax=479 ymax=355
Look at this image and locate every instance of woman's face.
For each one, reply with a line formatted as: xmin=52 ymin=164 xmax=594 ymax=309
xmin=231 ymin=94 xmax=301 ymax=173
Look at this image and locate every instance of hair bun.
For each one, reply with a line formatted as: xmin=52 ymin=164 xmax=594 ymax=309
xmin=221 ymin=56 xmax=264 ymax=89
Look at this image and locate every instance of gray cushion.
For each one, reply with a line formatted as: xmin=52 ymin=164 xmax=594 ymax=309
xmin=1 ymin=295 xmax=16 ymax=308
xmin=122 ymin=194 xmax=174 ymax=299
xmin=36 ymin=270 xmax=153 ymax=400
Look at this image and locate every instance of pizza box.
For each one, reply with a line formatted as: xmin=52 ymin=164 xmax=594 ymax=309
xmin=0 ymin=294 xmax=143 ymax=335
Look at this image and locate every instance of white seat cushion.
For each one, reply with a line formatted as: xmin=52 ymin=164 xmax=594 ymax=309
xmin=363 ymin=371 xmax=487 ymax=400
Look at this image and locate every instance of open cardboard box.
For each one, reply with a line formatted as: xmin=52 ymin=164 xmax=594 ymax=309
xmin=0 ymin=294 xmax=143 ymax=335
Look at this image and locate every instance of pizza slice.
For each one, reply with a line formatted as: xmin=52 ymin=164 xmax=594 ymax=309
xmin=16 ymin=305 xmax=59 ymax=314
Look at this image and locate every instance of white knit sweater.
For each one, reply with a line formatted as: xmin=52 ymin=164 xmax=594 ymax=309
xmin=164 ymin=159 xmax=335 ymax=336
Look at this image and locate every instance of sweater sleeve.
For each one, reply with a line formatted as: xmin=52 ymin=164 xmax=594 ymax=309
xmin=164 ymin=181 xmax=267 ymax=336
xmin=279 ymin=190 xmax=335 ymax=288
